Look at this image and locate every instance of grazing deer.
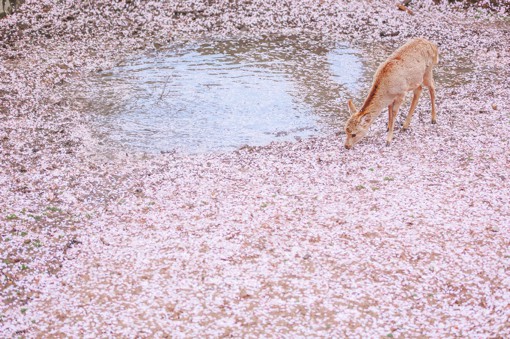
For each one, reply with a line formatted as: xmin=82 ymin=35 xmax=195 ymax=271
xmin=344 ymin=38 xmax=439 ymax=149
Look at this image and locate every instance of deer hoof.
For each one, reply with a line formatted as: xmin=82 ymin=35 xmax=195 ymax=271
xmin=386 ymin=141 xmax=391 ymax=147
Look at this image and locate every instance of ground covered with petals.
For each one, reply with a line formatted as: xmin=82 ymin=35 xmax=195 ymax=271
xmin=1 ymin=0 xmax=509 ymax=337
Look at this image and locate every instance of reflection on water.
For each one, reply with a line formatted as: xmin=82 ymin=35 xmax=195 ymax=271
xmin=84 ymin=36 xmax=367 ymax=153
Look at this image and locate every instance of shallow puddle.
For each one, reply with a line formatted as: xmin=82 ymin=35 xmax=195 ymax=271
xmin=83 ymin=36 xmax=367 ymax=153
xmin=81 ymin=35 xmax=472 ymax=153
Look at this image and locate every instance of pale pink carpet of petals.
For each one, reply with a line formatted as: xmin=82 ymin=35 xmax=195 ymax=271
xmin=1 ymin=0 xmax=509 ymax=337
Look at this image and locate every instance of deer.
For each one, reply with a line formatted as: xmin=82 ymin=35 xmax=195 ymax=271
xmin=344 ymin=38 xmax=439 ymax=149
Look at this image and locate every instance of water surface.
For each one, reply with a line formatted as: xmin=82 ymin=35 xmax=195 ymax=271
xmin=84 ymin=36 xmax=366 ymax=153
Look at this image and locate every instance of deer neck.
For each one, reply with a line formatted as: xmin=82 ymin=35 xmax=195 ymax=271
xmin=357 ymin=85 xmax=387 ymax=124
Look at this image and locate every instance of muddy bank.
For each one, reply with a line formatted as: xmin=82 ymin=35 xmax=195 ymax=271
xmin=1 ymin=0 xmax=509 ymax=337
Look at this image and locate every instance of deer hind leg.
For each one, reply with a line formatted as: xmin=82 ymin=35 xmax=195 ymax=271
xmin=424 ymin=69 xmax=437 ymax=124
xmin=386 ymin=95 xmax=404 ymax=146
xmin=402 ymin=85 xmax=423 ymax=130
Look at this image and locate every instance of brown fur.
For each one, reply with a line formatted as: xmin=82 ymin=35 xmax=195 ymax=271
xmin=344 ymin=38 xmax=439 ymax=149
xmin=360 ymin=83 xmax=379 ymax=113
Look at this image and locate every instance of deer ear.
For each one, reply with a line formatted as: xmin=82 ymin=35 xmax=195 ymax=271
xmin=347 ymin=100 xmax=357 ymax=115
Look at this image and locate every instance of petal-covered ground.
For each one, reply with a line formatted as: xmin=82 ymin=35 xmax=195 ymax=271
xmin=1 ymin=0 xmax=509 ymax=337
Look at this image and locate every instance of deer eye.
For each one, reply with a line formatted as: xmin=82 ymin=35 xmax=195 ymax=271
xmin=351 ymin=134 xmax=356 ymax=138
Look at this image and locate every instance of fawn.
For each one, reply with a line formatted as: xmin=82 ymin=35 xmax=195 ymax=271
xmin=344 ymin=38 xmax=439 ymax=149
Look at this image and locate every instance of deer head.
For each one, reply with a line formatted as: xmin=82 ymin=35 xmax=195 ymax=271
xmin=344 ymin=100 xmax=372 ymax=149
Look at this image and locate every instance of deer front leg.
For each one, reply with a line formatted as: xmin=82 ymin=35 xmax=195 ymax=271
xmin=387 ymin=104 xmax=393 ymax=132
xmin=386 ymin=95 xmax=404 ymax=146
xmin=403 ymin=85 xmax=423 ymax=130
